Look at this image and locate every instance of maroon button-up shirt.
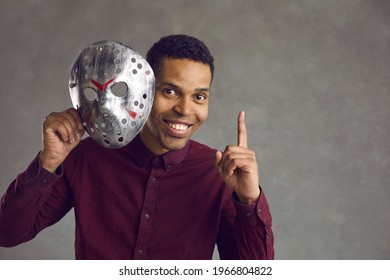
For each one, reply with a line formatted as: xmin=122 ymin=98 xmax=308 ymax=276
xmin=0 ymin=136 xmax=274 ymax=259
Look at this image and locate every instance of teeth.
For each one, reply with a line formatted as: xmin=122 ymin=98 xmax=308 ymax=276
xmin=168 ymin=123 xmax=189 ymax=131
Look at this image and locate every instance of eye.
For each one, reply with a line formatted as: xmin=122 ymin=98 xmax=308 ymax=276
xmin=194 ymin=94 xmax=207 ymax=103
xmin=163 ymin=88 xmax=177 ymax=96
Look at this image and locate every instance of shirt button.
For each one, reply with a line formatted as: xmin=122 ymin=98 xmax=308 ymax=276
xmin=246 ymin=212 xmax=252 ymax=217
xmin=42 ymin=178 xmax=48 ymax=184
xmin=257 ymin=208 xmax=262 ymax=214
xmin=144 ymin=213 xmax=150 ymax=219
xmin=138 ymin=249 xmax=143 ymax=255
xmin=166 ymin=165 xmax=172 ymax=170
xmin=266 ymin=234 xmax=270 ymax=240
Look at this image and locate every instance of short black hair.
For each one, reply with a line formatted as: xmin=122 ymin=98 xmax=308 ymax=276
xmin=146 ymin=34 xmax=214 ymax=81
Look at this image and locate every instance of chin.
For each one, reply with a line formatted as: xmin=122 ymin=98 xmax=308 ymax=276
xmin=162 ymin=137 xmax=189 ymax=151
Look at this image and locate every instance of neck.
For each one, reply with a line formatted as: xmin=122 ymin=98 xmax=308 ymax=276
xmin=139 ymin=129 xmax=169 ymax=156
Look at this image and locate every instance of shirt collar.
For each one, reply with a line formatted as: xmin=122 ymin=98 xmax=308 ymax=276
xmin=126 ymin=135 xmax=189 ymax=172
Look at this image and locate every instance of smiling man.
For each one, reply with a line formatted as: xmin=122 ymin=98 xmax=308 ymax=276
xmin=0 ymin=34 xmax=274 ymax=259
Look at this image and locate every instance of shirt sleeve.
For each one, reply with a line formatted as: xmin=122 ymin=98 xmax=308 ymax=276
xmin=217 ymin=186 xmax=274 ymax=260
xmin=0 ymin=153 xmax=73 ymax=247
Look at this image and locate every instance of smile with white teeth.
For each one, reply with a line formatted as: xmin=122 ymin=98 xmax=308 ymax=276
xmin=167 ymin=122 xmax=190 ymax=131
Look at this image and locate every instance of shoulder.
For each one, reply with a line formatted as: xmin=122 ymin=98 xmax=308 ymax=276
xmin=182 ymin=139 xmax=218 ymax=168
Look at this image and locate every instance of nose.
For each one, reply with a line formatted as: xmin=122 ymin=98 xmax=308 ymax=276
xmin=172 ymin=96 xmax=193 ymax=116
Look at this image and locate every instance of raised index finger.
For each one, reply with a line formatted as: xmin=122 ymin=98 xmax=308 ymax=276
xmin=237 ymin=111 xmax=248 ymax=148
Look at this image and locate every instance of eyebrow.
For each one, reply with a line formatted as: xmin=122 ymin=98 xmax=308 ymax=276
xmin=157 ymin=81 xmax=210 ymax=93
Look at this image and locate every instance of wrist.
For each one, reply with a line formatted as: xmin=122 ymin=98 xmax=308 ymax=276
xmin=235 ymin=188 xmax=261 ymax=205
xmin=39 ymin=151 xmax=61 ymax=173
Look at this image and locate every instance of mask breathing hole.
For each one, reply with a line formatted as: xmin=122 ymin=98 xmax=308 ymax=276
xmin=111 ymin=82 xmax=128 ymax=97
xmin=118 ymin=137 xmax=124 ymax=143
xmin=84 ymin=88 xmax=97 ymax=102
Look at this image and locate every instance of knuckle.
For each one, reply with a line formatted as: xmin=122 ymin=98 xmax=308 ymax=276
xmin=45 ymin=112 xmax=56 ymax=120
xmin=63 ymin=111 xmax=74 ymax=119
xmin=225 ymin=145 xmax=234 ymax=152
xmin=44 ymin=112 xmax=58 ymax=125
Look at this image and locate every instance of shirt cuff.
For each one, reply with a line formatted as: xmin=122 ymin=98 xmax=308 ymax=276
xmin=21 ymin=153 xmax=63 ymax=191
xmin=233 ymin=186 xmax=270 ymax=227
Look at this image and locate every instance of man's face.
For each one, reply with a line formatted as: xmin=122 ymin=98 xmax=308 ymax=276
xmin=140 ymin=58 xmax=212 ymax=155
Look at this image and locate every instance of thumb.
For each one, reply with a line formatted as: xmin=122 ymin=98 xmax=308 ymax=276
xmin=214 ymin=150 xmax=223 ymax=169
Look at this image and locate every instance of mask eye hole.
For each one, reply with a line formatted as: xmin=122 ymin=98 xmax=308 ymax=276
xmin=111 ymin=82 xmax=128 ymax=97
xmin=84 ymin=88 xmax=97 ymax=102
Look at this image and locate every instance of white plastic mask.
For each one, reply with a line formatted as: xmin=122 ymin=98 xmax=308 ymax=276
xmin=69 ymin=40 xmax=155 ymax=148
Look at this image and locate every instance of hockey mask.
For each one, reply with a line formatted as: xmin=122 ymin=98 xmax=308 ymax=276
xmin=69 ymin=40 xmax=155 ymax=149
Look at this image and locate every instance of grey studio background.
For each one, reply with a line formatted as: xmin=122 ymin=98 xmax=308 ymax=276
xmin=0 ymin=0 xmax=389 ymax=260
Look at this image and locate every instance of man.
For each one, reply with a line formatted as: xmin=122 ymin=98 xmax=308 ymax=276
xmin=0 ymin=34 xmax=274 ymax=259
